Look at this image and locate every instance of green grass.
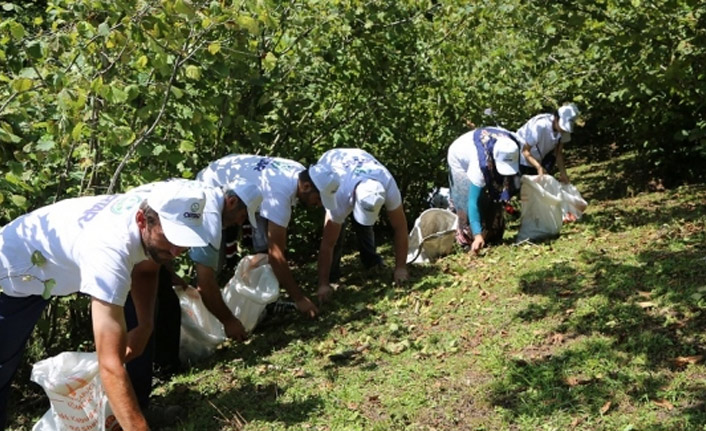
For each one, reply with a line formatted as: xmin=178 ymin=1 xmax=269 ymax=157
xmin=10 ymin=151 xmax=706 ymax=430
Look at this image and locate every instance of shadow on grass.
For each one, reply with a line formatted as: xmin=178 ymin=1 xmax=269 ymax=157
xmin=157 ymin=377 xmax=323 ymax=430
xmin=581 ymin=185 xmax=706 ymax=233
xmin=494 ymin=240 xmax=706 ymax=427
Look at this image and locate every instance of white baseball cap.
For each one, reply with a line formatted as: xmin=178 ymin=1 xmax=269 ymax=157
xmin=309 ymin=163 xmax=340 ymax=211
xmin=492 ymin=136 xmax=520 ymax=176
xmin=147 ymin=181 xmax=210 ymax=247
xmin=353 ymin=179 xmax=386 ymax=226
xmin=228 ymin=181 xmax=263 ymax=227
xmin=558 ymin=103 xmax=579 ymax=133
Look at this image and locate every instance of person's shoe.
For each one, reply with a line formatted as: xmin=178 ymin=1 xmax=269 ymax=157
xmin=145 ymin=404 xmax=184 ymax=429
xmin=265 ymin=300 xmax=297 ymax=315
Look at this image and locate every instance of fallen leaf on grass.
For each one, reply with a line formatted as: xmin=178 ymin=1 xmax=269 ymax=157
xmin=637 ymin=301 xmax=657 ymax=309
xmin=564 ymin=375 xmax=593 ymax=387
xmin=637 ymin=291 xmax=652 ymax=298
xmin=293 ymin=368 xmax=308 ymax=378
xmin=550 ymin=333 xmax=565 ymax=344
xmin=600 ymin=401 xmax=612 ymax=415
xmin=653 ymin=399 xmax=674 ymax=410
xmin=570 ymin=417 xmax=582 ymax=428
xmin=382 ymin=340 xmax=410 ymax=355
xmin=672 ymin=355 xmax=703 ymax=367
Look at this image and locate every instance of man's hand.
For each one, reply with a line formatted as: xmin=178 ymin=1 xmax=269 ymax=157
xmin=317 ymin=284 xmax=334 ymax=304
xmin=125 ymin=325 xmax=152 ymax=362
xmin=471 ymin=234 xmax=485 ymax=255
xmin=223 ymin=318 xmax=248 ymax=342
xmin=393 ymin=267 xmax=409 ymax=285
xmin=295 ymin=296 xmax=319 ymax=318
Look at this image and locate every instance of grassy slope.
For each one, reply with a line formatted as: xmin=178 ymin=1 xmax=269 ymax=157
xmin=11 ymin=151 xmax=706 ymax=430
xmin=151 ymin=151 xmax=706 ymax=431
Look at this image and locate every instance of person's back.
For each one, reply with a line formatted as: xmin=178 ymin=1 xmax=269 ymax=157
xmin=0 ymin=194 xmax=146 ymax=302
xmin=197 ymin=154 xmax=303 ymax=229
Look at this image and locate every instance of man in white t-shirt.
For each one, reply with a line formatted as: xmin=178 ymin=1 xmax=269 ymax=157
xmin=0 ymin=181 xmax=213 ymax=431
xmin=197 ymin=154 xmax=340 ymax=318
xmin=121 ymin=179 xmax=262 ymax=413
xmin=314 ymin=148 xmax=409 ymax=303
xmin=517 ymin=103 xmax=579 ymax=183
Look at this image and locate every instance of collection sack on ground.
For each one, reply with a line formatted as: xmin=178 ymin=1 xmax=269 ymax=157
xmin=559 ymin=182 xmax=588 ymax=222
xmin=517 ymin=175 xmax=588 ymax=242
xmin=177 ymin=253 xmax=280 ymax=363
xmin=31 ymin=351 xmax=120 ymax=431
xmin=407 ymin=208 xmax=458 ymax=264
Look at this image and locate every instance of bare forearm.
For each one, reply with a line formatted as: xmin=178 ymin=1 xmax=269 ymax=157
xmin=393 ymin=227 xmax=408 ymax=270
xmin=317 ymin=243 xmax=335 ymax=287
xmin=200 ymin=283 xmax=237 ymax=325
xmin=270 ymin=252 xmax=304 ymax=300
xmin=100 ymin=364 xmax=148 ymax=430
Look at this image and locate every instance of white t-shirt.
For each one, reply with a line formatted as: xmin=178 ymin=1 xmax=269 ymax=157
xmin=517 ymin=113 xmax=569 ymax=167
xmin=0 ymin=193 xmax=151 ymax=306
xmin=317 ymin=148 xmax=402 ymax=224
xmin=197 ymin=155 xmax=303 ymax=228
xmin=447 ymin=128 xmax=522 ymax=188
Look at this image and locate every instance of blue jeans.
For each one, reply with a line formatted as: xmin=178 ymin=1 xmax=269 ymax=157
xmin=330 ymin=217 xmax=383 ymax=283
xmin=0 ymin=293 xmax=49 ymax=431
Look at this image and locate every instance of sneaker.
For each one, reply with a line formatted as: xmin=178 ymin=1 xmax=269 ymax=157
xmin=265 ymin=300 xmax=297 ymax=315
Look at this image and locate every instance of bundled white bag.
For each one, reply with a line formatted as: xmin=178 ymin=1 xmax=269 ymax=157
xmin=177 ymin=254 xmax=280 ymax=363
xmin=559 ymin=183 xmax=588 ymax=222
xmin=517 ymin=175 xmax=563 ymax=242
xmin=31 ymin=351 xmax=121 ymax=431
xmin=407 ymin=209 xmax=458 ymax=264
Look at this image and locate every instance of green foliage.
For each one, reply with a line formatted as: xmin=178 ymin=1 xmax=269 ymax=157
xmin=1 ymin=3 xmax=705 ymax=416
xmin=2 ymin=0 xmax=703 ymax=223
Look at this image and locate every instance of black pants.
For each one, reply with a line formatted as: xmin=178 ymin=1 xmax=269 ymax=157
xmin=125 ymin=266 xmax=181 ymax=410
xmin=330 ymin=217 xmax=383 ymax=283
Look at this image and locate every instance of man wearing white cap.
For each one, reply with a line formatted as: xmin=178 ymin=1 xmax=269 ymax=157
xmin=197 ymin=154 xmax=340 ymax=318
xmin=447 ymin=126 xmax=521 ymax=253
xmin=121 ymin=179 xmax=262 ymax=415
xmin=0 ymin=181 xmax=212 ymax=431
xmin=517 ymin=103 xmax=580 ymax=183
xmin=315 ymin=148 xmax=409 ymax=304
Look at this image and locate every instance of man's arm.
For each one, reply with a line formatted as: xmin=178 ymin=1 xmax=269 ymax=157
xmin=317 ymin=214 xmax=343 ymax=303
xmin=555 ymin=142 xmax=570 ymax=183
xmin=387 ymin=205 xmax=409 ymax=284
xmin=267 ymin=221 xmax=318 ymax=318
xmin=195 ymin=263 xmax=247 ymax=341
xmin=126 ymin=260 xmax=160 ymax=362
xmin=522 ymin=143 xmax=544 ymax=176
xmin=91 ymin=297 xmax=149 ymax=430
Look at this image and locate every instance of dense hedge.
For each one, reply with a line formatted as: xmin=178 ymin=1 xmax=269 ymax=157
xmin=2 ymin=0 xmax=704 ymax=224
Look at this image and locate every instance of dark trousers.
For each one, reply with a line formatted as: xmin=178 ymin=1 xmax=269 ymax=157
xmin=125 ymin=266 xmax=181 ymax=410
xmin=330 ymin=217 xmax=383 ymax=283
xmin=0 ymin=293 xmax=49 ymax=431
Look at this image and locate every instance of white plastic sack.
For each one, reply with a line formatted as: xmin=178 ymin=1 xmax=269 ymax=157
xmin=222 ymin=254 xmax=280 ymax=332
xmin=560 ymin=183 xmax=588 ymax=222
xmin=176 ymin=286 xmax=226 ymax=363
xmin=31 ymin=351 xmax=121 ymax=431
xmin=177 ymin=254 xmax=280 ymax=363
xmin=407 ymin=209 xmax=458 ymax=264
xmin=517 ymin=175 xmax=563 ymax=242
